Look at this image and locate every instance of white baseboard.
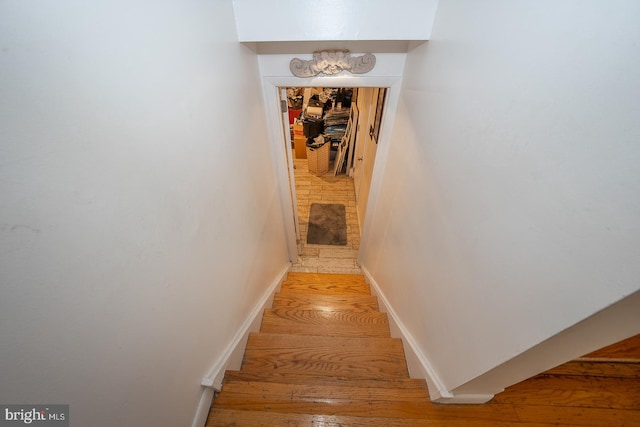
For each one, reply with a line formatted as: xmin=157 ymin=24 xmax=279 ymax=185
xmin=190 ymin=264 xmax=290 ymax=427
xmin=361 ymin=266 xmax=494 ymax=404
xmin=190 ymin=388 xmax=215 ymax=427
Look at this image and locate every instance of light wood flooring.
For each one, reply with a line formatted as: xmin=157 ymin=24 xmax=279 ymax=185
xmin=290 ymin=152 xmax=361 ymax=275
xmin=207 ymin=272 xmax=640 ymax=426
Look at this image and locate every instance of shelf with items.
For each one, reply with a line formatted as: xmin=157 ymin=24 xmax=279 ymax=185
xmin=323 ymin=107 xmax=350 ymax=150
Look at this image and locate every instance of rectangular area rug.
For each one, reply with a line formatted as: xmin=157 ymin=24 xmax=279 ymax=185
xmin=306 ymin=203 xmax=347 ymax=245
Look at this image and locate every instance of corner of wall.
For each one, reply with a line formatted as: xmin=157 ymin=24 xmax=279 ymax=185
xmin=361 ymin=266 xmax=494 ymax=404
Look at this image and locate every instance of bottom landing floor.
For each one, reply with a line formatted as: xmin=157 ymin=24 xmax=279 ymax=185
xmin=289 ymin=153 xmax=361 ymax=275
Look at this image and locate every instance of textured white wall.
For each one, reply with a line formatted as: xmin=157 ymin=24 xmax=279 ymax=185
xmin=362 ymin=0 xmax=640 ymax=393
xmin=0 ymin=1 xmax=288 ymax=426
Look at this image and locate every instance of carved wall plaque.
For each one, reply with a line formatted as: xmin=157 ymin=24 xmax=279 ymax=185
xmin=289 ymin=50 xmax=376 ymax=77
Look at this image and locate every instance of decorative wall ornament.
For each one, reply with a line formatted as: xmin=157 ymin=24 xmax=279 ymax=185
xmin=289 ymin=50 xmax=376 ymax=78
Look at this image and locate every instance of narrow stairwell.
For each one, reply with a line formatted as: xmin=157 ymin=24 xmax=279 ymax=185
xmin=206 ymin=272 xmax=432 ymax=426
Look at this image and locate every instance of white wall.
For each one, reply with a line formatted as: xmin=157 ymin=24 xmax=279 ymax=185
xmin=362 ymin=0 xmax=640 ymax=395
xmin=0 ymin=1 xmax=288 ymax=426
xmin=233 ymin=0 xmax=439 ymax=42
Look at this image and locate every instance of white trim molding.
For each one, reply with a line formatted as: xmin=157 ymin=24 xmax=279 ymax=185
xmin=361 ymin=266 xmax=495 ymax=404
xmin=289 ymin=50 xmax=376 ymax=77
xmin=450 ymin=289 xmax=640 ymax=396
xmin=190 ymin=264 xmax=290 ymax=427
xmin=202 ymin=264 xmax=289 ymax=388
xmin=362 ymin=266 xmax=640 ymax=404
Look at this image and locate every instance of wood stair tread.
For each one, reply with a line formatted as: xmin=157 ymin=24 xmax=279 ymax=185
xmin=546 ymin=360 xmax=640 ymax=378
xmin=281 ymin=272 xmax=370 ymax=295
xmin=207 ymin=409 xmax=455 ymax=427
xmin=492 ymin=374 xmax=640 ymax=410
xmin=272 ymin=292 xmax=379 ymax=312
xmin=241 ymin=332 xmax=409 ymax=379
xmin=281 ymin=280 xmax=370 ymax=295
xmin=222 ymin=370 xmax=429 ymax=389
xmin=209 ymin=399 xmax=640 ymax=426
xmin=261 ymin=308 xmax=390 ymax=337
xmin=582 ymin=334 xmax=640 ymax=361
xmin=214 ymin=379 xmax=432 ymax=418
xmin=285 ymin=272 xmax=367 ymax=284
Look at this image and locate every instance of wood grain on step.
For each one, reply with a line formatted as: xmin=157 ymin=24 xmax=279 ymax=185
xmin=286 ymin=272 xmax=366 ymax=284
xmin=492 ymin=374 xmax=640 ymax=409
xmin=207 ymin=409 xmax=481 ymax=427
xmin=241 ymin=333 xmax=409 ymax=379
xmin=215 ymin=380 xmax=432 ymax=418
xmin=281 ymin=279 xmax=370 ymax=295
xmin=272 ymin=292 xmax=379 ymax=312
xmin=582 ymin=334 xmax=640 ymax=361
xmin=546 ymin=360 xmax=640 ymax=378
xmin=261 ymin=309 xmax=390 ymax=337
xmin=208 ymin=404 xmax=639 ymax=426
xmin=412 ymin=402 xmax=640 ymax=426
xmin=222 ymin=370 xmax=429 ymax=390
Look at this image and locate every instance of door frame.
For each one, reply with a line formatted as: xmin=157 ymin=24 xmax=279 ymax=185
xmin=260 ymin=75 xmax=402 ymax=263
xmin=279 ymin=87 xmax=302 ymax=252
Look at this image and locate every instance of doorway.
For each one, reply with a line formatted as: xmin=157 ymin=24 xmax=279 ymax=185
xmin=261 ymin=75 xmax=402 ymax=266
xmin=279 ymin=86 xmax=388 ymax=274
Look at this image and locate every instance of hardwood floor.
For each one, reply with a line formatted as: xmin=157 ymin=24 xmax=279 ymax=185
xmin=207 ymin=272 xmax=640 ymax=426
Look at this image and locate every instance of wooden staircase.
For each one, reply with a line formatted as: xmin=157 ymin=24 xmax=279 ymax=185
xmin=206 ymin=272 xmax=432 ymax=426
xmin=207 ymin=272 xmax=640 ymax=426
